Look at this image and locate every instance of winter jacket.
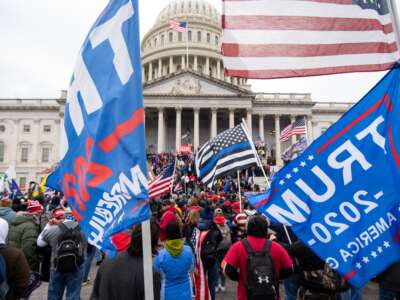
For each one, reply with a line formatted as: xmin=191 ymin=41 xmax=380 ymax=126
xmin=377 ymin=262 xmax=400 ymax=293
xmin=0 ymin=208 xmax=16 ymax=224
xmin=1 ymin=246 xmax=30 ymax=300
xmin=154 ymin=245 xmax=195 ymax=300
xmin=8 ymin=214 xmax=40 ymax=271
xmin=91 ymin=252 xmax=161 ymax=300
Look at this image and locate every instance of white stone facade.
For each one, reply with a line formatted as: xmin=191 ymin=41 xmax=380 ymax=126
xmin=0 ymin=0 xmax=353 ymax=183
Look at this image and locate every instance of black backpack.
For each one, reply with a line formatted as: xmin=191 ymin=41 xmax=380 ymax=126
xmin=54 ymin=223 xmax=85 ymax=273
xmin=241 ymin=239 xmax=277 ymax=300
xmin=200 ymin=230 xmax=219 ymax=270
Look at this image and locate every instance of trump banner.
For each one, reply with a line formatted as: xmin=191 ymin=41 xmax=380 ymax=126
xmin=46 ymin=0 xmax=149 ymax=253
xmin=249 ymin=64 xmax=400 ymax=287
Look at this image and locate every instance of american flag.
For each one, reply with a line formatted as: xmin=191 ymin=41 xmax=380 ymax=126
xmin=280 ymin=118 xmax=306 ymax=142
xmin=148 ymin=160 xmax=175 ymax=200
xmin=195 ymin=123 xmax=258 ymax=188
xmin=222 ymin=0 xmax=400 ymax=79
xmin=169 ymin=19 xmax=187 ymax=32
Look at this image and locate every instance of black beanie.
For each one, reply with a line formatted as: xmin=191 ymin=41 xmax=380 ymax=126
xmin=165 ymin=221 xmax=182 ymax=240
xmin=247 ymin=215 xmax=269 ymax=238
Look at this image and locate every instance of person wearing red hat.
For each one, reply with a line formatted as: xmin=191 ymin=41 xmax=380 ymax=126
xmin=232 ymin=201 xmax=241 ymax=215
xmin=8 ymin=200 xmax=43 ymax=271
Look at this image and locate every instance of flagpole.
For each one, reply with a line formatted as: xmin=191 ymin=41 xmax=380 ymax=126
xmin=237 ymin=170 xmax=242 ymax=212
xmin=142 ymin=219 xmax=154 ymax=300
xmin=185 ymin=19 xmax=189 ymax=69
xmin=241 ymin=119 xmax=271 ymax=189
xmin=303 ymin=116 xmax=310 ymax=146
xmin=170 ymin=155 xmax=178 ymax=195
xmin=389 ymin=0 xmax=400 ymax=56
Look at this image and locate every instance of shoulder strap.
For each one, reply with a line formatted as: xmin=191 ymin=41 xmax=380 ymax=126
xmin=241 ymin=238 xmax=254 ymax=255
xmin=264 ymin=239 xmax=272 ymax=254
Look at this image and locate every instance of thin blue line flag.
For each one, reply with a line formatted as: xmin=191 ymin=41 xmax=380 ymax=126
xmin=46 ymin=0 xmax=149 ymax=254
xmin=249 ymin=64 xmax=400 ymax=288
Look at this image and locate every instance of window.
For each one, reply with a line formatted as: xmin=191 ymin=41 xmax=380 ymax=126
xmin=178 ymin=32 xmax=182 ymax=42
xmin=207 ymin=33 xmax=211 ymax=43
xmin=161 ymin=34 xmax=165 ymax=45
xmin=188 ymin=30 xmax=192 ymax=42
xmin=169 ymin=32 xmax=173 ymax=42
xmin=42 ymin=148 xmax=50 ymax=163
xmin=154 ymin=38 xmax=157 ymax=46
xmin=23 ymin=125 xmax=30 ymax=133
xmin=197 ymin=31 xmax=201 ymax=42
xmin=43 ymin=125 xmax=51 ymax=133
xmin=21 ymin=147 xmax=29 ymax=162
xmin=215 ymin=35 xmax=219 ymax=46
xmin=0 ymin=142 xmax=4 ymax=162
xmin=19 ymin=177 xmax=27 ymax=187
xmin=0 ymin=125 xmax=5 ymax=133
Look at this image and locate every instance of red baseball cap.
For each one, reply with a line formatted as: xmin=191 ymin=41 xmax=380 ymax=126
xmin=52 ymin=208 xmax=66 ymax=220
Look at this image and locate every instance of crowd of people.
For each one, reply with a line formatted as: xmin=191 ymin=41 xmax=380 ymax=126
xmin=0 ymin=154 xmax=399 ymax=300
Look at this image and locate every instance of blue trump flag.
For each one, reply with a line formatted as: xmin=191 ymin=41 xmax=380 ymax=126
xmin=46 ymin=0 xmax=149 ymax=253
xmin=249 ymin=64 xmax=400 ymax=288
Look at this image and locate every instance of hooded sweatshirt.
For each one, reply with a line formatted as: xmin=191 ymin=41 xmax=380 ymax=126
xmin=0 ymin=208 xmax=16 ymax=224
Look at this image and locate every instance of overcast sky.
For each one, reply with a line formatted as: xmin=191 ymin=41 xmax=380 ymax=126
xmin=0 ymin=0 xmax=398 ymax=102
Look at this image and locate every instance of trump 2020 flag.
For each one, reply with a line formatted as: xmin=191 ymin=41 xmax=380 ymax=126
xmin=249 ymin=64 xmax=400 ymax=287
xmin=46 ymin=0 xmax=149 ymax=253
xmin=222 ymin=0 xmax=400 ymax=79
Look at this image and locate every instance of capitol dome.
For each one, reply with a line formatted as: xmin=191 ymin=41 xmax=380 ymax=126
xmin=141 ymin=0 xmax=246 ymax=86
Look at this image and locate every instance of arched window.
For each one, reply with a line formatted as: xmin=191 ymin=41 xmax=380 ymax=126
xmin=169 ymin=32 xmax=173 ymax=42
xmin=197 ymin=31 xmax=201 ymax=42
xmin=161 ymin=34 xmax=165 ymax=45
xmin=188 ymin=30 xmax=192 ymax=42
xmin=215 ymin=35 xmax=219 ymax=46
xmin=207 ymin=33 xmax=211 ymax=43
xmin=178 ymin=32 xmax=182 ymax=42
xmin=0 ymin=142 xmax=4 ymax=162
xmin=154 ymin=38 xmax=157 ymax=46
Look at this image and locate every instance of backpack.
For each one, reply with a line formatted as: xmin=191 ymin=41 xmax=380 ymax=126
xmin=300 ymin=264 xmax=349 ymax=294
xmin=241 ymin=239 xmax=277 ymax=300
xmin=200 ymin=230 xmax=219 ymax=270
xmin=53 ymin=223 xmax=85 ymax=273
xmin=0 ymin=245 xmax=9 ymax=300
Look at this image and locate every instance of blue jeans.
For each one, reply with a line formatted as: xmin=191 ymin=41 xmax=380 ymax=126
xmin=207 ymin=262 xmax=219 ymax=300
xmin=48 ymin=267 xmax=84 ymax=300
xmin=341 ymin=286 xmax=363 ymax=300
xmin=83 ymin=246 xmax=96 ymax=282
xmin=284 ymin=273 xmax=300 ymax=300
xmin=380 ymin=287 xmax=400 ymax=300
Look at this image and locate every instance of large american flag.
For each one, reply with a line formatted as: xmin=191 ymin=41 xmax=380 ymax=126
xmin=280 ymin=118 xmax=307 ymax=142
xmin=195 ymin=123 xmax=258 ymax=187
xmin=222 ymin=0 xmax=400 ymax=79
xmin=148 ymin=160 xmax=175 ymax=200
xmin=169 ymin=19 xmax=187 ymax=32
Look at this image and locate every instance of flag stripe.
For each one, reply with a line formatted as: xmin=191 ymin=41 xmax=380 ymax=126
xmin=222 ymin=42 xmax=398 ymax=57
xmin=225 ymin=62 xmax=397 ymax=79
xmin=223 ymin=16 xmax=393 ymax=33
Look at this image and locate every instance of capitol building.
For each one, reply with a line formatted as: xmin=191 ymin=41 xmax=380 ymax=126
xmin=0 ymin=0 xmax=352 ymax=185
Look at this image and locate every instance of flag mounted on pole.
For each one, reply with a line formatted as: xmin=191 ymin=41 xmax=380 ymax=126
xmin=280 ymin=118 xmax=307 ymax=142
xmin=46 ymin=0 xmax=149 ymax=253
xmin=169 ymin=19 xmax=187 ymax=32
xmin=195 ymin=123 xmax=258 ymax=188
xmin=222 ymin=0 xmax=400 ymax=79
xmin=248 ymin=64 xmax=400 ymax=288
xmin=148 ymin=160 xmax=175 ymax=200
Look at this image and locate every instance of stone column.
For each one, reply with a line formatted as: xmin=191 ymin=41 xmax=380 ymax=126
xmin=169 ymin=56 xmax=174 ymax=74
xmin=229 ymin=108 xmax=235 ymax=129
xmin=157 ymin=108 xmax=165 ymax=153
xmin=246 ymin=109 xmax=252 ymax=138
xmin=181 ymin=55 xmax=185 ymax=69
xmin=142 ymin=67 xmax=145 ymax=83
xmin=307 ymin=116 xmax=313 ymax=142
xmin=148 ymin=63 xmax=153 ymax=81
xmin=175 ymin=107 xmax=182 ymax=151
xmin=259 ymin=114 xmax=265 ymax=142
xmin=291 ymin=115 xmax=297 ymax=144
xmin=211 ymin=107 xmax=217 ymax=138
xmin=194 ymin=56 xmax=198 ymax=71
xmin=158 ymin=59 xmax=162 ymax=78
xmin=217 ymin=60 xmax=221 ymax=79
xmin=206 ymin=57 xmax=210 ymax=76
xmin=275 ymin=115 xmax=282 ymax=166
xmin=194 ymin=107 xmax=200 ymax=151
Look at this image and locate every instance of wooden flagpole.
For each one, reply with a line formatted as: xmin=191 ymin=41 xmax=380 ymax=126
xmin=237 ymin=170 xmax=242 ymax=212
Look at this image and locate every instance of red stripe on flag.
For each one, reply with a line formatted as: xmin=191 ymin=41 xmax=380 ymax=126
xmin=226 ymin=62 xmax=397 ymax=79
xmin=254 ymin=188 xmax=278 ymax=209
xmin=344 ymin=270 xmax=357 ymax=280
xmin=223 ymin=42 xmax=398 ymax=57
xmin=99 ymin=108 xmax=145 ymax=153
xmin=224 ymin=16 xmax=393 ymax=32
